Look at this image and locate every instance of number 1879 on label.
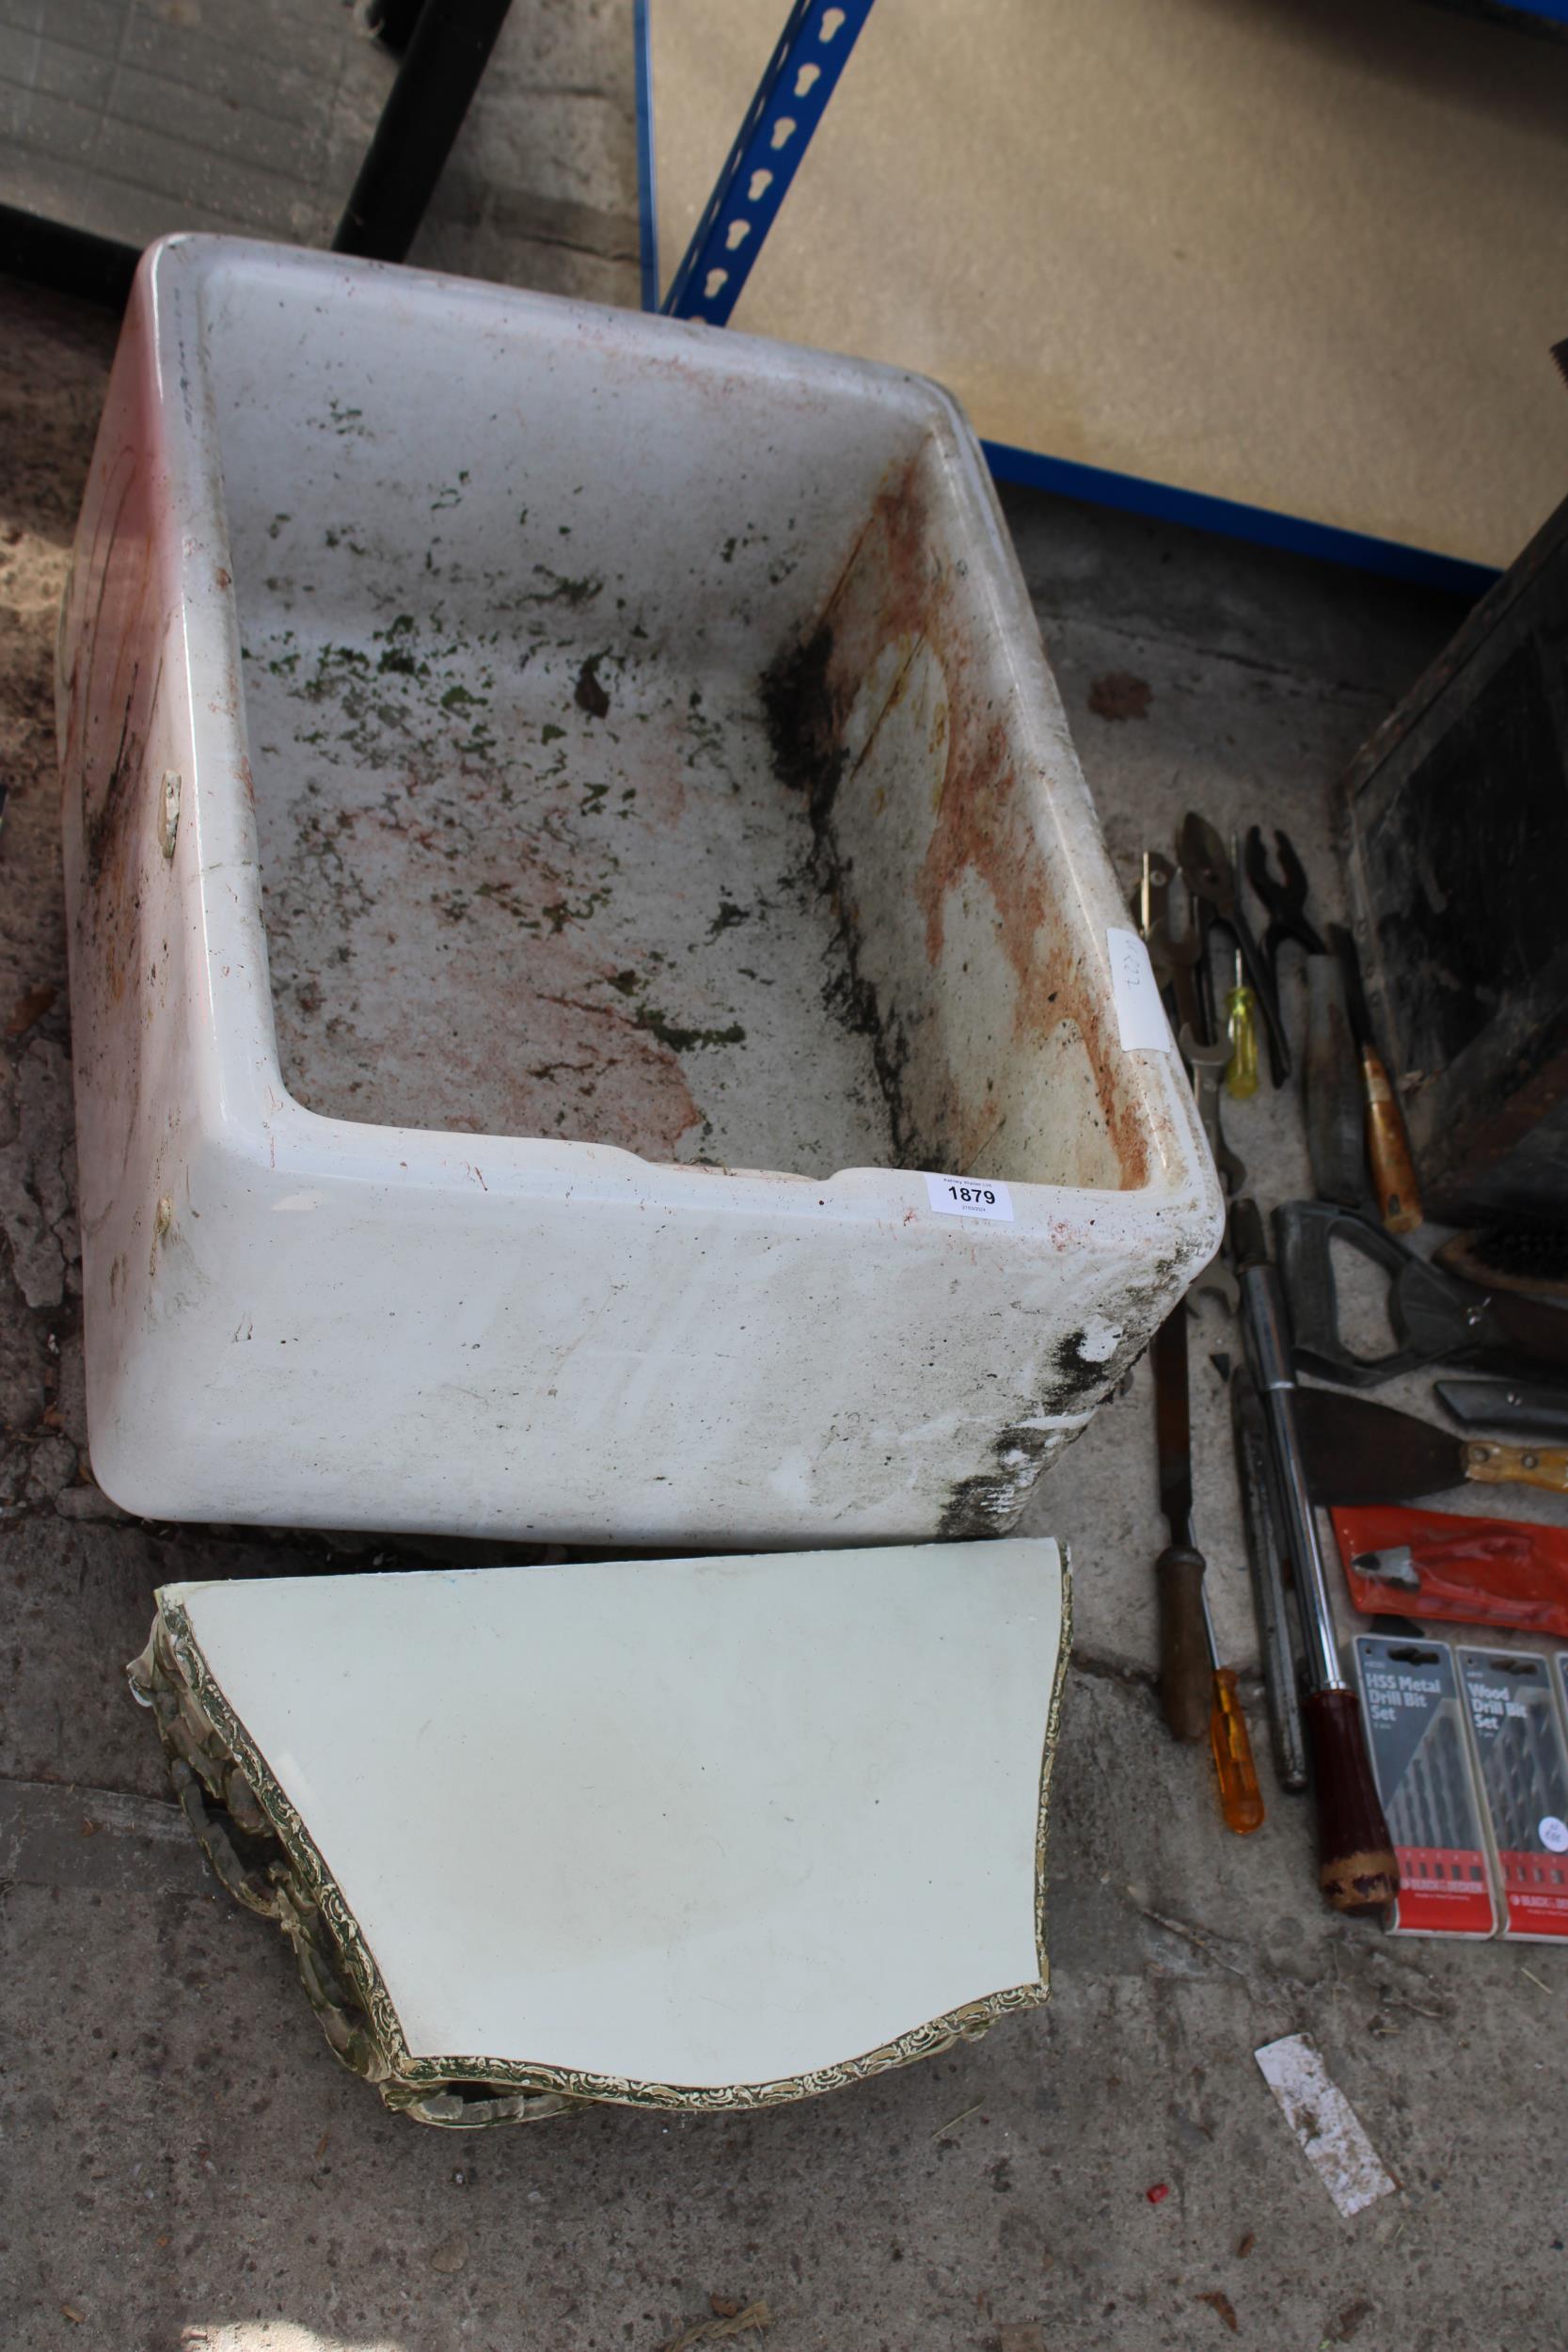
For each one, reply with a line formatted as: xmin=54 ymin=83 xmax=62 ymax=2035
xmin=924 ymin=1173 xmax=1015 ymax=1222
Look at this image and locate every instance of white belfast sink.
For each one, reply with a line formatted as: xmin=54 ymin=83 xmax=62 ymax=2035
xmin=57 ymin=236 xmax=1220 ymax=1543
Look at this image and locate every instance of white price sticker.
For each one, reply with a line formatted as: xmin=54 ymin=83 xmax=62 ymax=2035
xmin=1540 ymin=1815 xmax=1568 ymax=1853
xmin=1107 ymin=925 xmax=1173 ymax=1054
xmin=924 ymin=1173 xmax=1014 ymax=1222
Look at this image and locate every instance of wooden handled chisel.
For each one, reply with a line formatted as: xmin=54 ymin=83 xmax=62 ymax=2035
xmin=1329 ymin=926 xmax=1421 ymax=1234
xmin=1151 ymin=1305 xmax=1212 ymax=1742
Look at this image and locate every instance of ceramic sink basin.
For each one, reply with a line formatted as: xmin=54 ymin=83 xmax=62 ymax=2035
xmin=58 ymin=236 xmax=1220 ymax=1543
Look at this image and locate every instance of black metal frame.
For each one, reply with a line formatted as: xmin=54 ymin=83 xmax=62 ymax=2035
xmin=333 ymin=0 xmax=515 ymax=262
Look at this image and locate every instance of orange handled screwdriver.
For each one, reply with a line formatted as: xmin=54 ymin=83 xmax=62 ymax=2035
xmin=1201 ymin=1583 xmax=1265 ymax=1835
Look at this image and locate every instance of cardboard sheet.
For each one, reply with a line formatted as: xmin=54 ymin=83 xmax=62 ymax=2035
xmin=651 ymin=0 xmax=1568 ymax=567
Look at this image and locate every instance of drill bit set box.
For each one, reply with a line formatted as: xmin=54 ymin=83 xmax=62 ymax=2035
xmin=58 ymin=238 xmax=1221 ymax=2119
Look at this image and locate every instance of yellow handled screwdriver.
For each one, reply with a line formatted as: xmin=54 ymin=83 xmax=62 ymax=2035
xmin=1200 ymin=1582 xmax=1265 ymax=1835
xmin=1225 ymin=946 xmax=1259 ymax=1101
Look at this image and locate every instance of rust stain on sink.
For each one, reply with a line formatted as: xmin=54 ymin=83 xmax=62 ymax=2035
xmin=763 ymin=452 xmax=1152 ymax=1191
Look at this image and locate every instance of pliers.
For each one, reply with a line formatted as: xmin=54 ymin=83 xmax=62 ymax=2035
xmin=1243 ymin=825 xmax=1324 ymax=1003
xmin=1176 ymin=812 xmax=1291 ymax=1088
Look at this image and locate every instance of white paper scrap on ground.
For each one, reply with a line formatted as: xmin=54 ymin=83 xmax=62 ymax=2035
xmin=1254 ymin=2034 xmax=1397 ymax=2218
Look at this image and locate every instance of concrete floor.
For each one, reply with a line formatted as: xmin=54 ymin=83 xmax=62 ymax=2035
xmin=6 ymin=16 xmax=1568 ymax=2352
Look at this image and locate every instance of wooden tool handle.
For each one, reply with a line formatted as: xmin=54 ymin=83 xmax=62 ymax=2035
xmin=1156 ymin=1546 xmax=1211 ymax=1742
xmin=1465 ymin=1439 xmax=1568 ymax=1495
xmin=1303 ymin=1688 xmax=1400 ymax=1914
xmin=1361 ymin=1046 xmax=1421 ymax=1234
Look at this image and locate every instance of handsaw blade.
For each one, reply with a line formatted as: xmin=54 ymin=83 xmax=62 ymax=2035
xmin=1150 ymin=1307 xmax=1194 ymax=1541
xmin=1294 ymin=1385 xmax=1465 ymax=1504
